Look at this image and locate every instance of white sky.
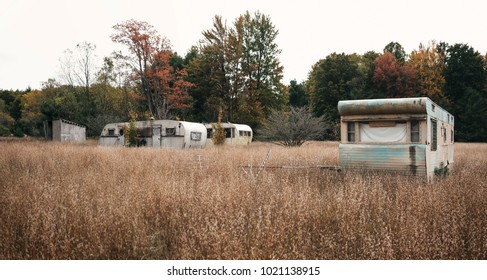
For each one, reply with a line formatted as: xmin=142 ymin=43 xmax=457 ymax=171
xmin=1 ymin=0 xmax=486 ymax=90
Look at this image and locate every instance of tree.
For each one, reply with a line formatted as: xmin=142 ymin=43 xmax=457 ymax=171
xmin=442 ymin=43 xmax=486 ymax=102
xmin=407 ymin=41 xmax=446 ymax=104
xmin=191 ymin=15 xmax=244 ymax=122
xmin=352 ymin=51 xmax=382 ymax=99
xmin=186 ymin=45 xmax=221 ymax=122
xmin=258 ymin=106 xmax=328 ymax=147
xmin=58 ymin=42 xmax=99 ymax=119
xmin=19 ymin=89 xmax=47 ymax=136
xmin=0 ymin=99 xmax=15 ymax=136
xmin=58 ymin=42 xmax=98 ymax=89
xmin=111 ymin=19 xmax=192 ymax=119
xmin=0 ymin=89 xmax=24 ymax=123
xmin=384 ymin=41 xmax=407 ymax=64
xmin=288 ymin=80 xmax=307 ymax=107
xmin=59 ymin=49 xmax=76 ymax=86
xmin=187 ymin=12 xmax=284 ymax=127
xmin=97 ymin=52 xmax=133 ymax=89
xmin=373 ymin=52 xmax=417 ymax=98
xmin=125 ymin=110 xmax=138 ymax=147
xmin=111 ymin=19 xmax=164 ymax=115
xmin=455 ymin=88 xmax=487 ymax=141
xmin=149 ymin=50 xmax=193 ymax=119
xmin=241 ymin=11 xmax=286 ymax=117
xmin=307 ymin=53 xmax=359 ymax=120
xmin=441 ymin=43 xmax=487 ymax=141
xmin=212 ymin=108 xmax=226 ymax=145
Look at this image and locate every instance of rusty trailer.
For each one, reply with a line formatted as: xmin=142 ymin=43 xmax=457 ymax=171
xmin=338 ymin=97 xmax=454 ymax=181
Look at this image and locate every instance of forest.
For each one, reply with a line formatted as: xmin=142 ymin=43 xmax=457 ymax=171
xmin=1 ymin=11 xmax=486 ymax=142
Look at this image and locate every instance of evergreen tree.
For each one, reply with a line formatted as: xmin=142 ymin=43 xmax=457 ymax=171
xmin=442 ymin=43 xmax=487 ymax=141
xmin=288 ymin=80 xmax=307 ymax=107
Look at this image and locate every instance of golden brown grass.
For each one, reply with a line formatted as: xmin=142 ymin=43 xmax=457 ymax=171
xmin=0 ymin=140 xmax=486 ymax=259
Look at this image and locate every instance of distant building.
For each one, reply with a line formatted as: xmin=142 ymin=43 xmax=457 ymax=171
xmin=44 ymin=119 xmax=86 ymax=143
xmin=338 ymin=97 xmax=454 ymax=181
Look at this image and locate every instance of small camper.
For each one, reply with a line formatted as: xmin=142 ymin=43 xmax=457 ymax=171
xmin=204 ymin=122 xmax=253 ymax=147
xmin=98 ymin=120 xmax=207 ymax=149
xmin=338 ymin=97 xmax=454 ymax=181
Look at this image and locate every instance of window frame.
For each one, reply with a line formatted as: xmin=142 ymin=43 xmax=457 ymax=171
xmin=431 ymin=119 xmax=437 ymax=151
xmin=165 ymin=127 xmax=176 ymax=136
xmin=347 ymin=122 xmax=356 ymax=143
xmin=190 ymin=131 xmax=202 ymax=141
xmin=410 ymin=120 xmax=420 ymax=143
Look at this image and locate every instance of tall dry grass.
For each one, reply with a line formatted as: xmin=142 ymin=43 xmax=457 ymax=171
xmin=0 ymin=140 xmax=486 ymax=259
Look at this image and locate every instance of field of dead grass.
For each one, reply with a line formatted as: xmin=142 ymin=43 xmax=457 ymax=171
xmin=0 ymin=140 xmax=486 ymax=259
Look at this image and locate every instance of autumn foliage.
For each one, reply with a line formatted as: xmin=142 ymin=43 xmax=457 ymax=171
xmin=373 ymin=52 xmax=417 ymax=98
xmin=1 ymin=16 xmax=486 ymax=142
xmin=407 ymin=41 xmax=446 ymax=100
xmin=111 ymin=19 xmax=192 ymax=119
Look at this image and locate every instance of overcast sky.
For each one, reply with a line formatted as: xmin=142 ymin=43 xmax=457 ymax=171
xmin=1 ymin=0 xmax=486 ymax=90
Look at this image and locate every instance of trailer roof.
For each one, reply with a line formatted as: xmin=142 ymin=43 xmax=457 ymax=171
xmin=338 ymin=97 xmax=431 ymax=116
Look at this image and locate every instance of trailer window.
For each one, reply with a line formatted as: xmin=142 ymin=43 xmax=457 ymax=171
xmin=411 ymin=121 xmax=420 ymax=143
xmin=108 ymin=129 xmax=115 ymax=136
xmin=347 ymin=122 xmax=356 ymax=142
xmin=239 ymin=131 xmax=251 ymax=137
xmin=431 ymin=120 xmax=437 ymax=151
xmin=190 ymin=132 xmax=202 ymax=141
xmin=359 ymin=122 xmax=406 ymax=143
xmin=166 ymin=127 xmax=176 ymax=135
xmin=224 ymin=128 xmax=234 ymax=138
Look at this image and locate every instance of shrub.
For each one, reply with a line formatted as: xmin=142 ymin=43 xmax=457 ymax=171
xmin=258 ymin=106 xmax=329 ymax=147
xmin=0 ymin=124 xmax=10 ymax=136
xmin=212 ymin=109 xmax=225 ymax=146
xmin=125 ymin=111 xmax=138 ymax=147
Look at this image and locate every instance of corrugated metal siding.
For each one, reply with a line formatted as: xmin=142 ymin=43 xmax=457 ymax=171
xmin=339 ymin=144 xmax=427 ymax=176
xmin=428 ymin=145 xmax=453 ymax=173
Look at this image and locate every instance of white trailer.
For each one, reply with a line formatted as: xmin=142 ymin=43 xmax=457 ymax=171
xmin=98 ymin=119 xmax=207 ymax=149
xmin=204 ymin=122 xmax=253 ymax=147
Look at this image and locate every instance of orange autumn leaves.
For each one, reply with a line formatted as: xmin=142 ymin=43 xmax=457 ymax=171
xmin=111 ymin=19 xmax=192 ymax=119
xmin=373 ymin=41 xmax=445 ymax=99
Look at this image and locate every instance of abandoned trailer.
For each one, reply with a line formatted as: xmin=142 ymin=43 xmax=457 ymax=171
xmin=338 ymin=97 xmax=454 ymax=181
xmin=98 ymin=120 xmax=207 ymax=149
xmin=204 ymin=122 xmax=253 ymax=147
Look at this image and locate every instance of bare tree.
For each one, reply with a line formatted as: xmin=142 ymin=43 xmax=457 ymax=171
xmin=58 ymin=41 xmax=97 ymax=89
xmin=74 ymin=42 xmax=97 ymax=91
xmin=59 ymin=49 xmax=75 ymax=86
xmin=258 ymin=106 xmax=329 ymax=147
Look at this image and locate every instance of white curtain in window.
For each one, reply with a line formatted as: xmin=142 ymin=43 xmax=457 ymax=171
xmin=359 ymin=123 xmax=407 ymax=143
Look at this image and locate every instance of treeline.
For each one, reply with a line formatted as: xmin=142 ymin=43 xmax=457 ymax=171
xmin=1 ymin=12 xmax=486 ymax=141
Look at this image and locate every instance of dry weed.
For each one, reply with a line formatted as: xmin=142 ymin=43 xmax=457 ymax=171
xmin=0 ymin=140 xmax=485 ymax=259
